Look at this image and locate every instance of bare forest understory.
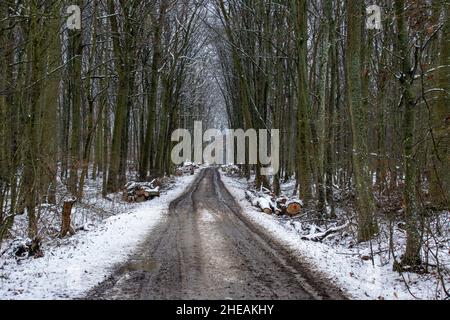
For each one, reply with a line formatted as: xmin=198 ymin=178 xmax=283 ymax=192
xmin=0 ymin=0 xmax=449 ymax=300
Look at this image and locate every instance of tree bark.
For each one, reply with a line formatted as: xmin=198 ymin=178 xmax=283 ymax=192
xmin=430 ymin=1 xmax=450 ymax=207
xmin=345 ymin=0 xmax=378 ymax=242
xmin=291 ymin=0 xmax=312 ymax=203
xmin=394 ymin=0 xmax=421 ymax=268
xmin=60 ymin=198 xmax=76 ymax=238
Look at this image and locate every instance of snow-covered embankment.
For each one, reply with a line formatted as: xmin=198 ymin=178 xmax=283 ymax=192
xmin=220 ymin=173 xmax=449 ymax=300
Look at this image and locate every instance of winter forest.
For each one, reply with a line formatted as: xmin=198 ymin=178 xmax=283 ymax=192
xmin=0 ymin=0 xmax=449 ymax=300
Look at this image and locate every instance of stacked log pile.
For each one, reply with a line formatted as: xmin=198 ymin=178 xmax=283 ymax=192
xmin=245 ymin=188 xmax=303 ymax=217
xmin=221 ymin=164 xmax=240 ymax=176
xmin=245 ymin=187 xmax=348 ymax=242
xmin=175 ymin=161 xmax=199 ymax=176
xmin=123 ymin=180 xmax=160 ymax=203
xmin=246 ymin=191 xmax=276 ymax=215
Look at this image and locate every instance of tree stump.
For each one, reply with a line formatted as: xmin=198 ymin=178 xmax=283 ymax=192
xmin=60 ymin=197 xmax=77 ymax=238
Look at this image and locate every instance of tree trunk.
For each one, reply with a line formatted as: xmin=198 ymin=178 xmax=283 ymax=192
xmin=430 ymin=1 xmax=450 ymax=207
xmin=291 ymin=0 xmax=312 ymax=203
xmin=67 ymin=1 xmax=83 ymax=195
xmin=394 ymin=0 xmax=421 ymax=268
xmin=60 ymin=198 xmax=76 ymax=238
xmin=345 ymin=0 xmax=378 ymax=242
xmin=140 ymin=1 xmax=167 ymax=180
xmin=106 ymin=0 xmax=131 ymax=192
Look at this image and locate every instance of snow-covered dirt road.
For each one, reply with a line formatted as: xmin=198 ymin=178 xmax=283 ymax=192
xmin=87 ymin=168 xmax=345 ymax=300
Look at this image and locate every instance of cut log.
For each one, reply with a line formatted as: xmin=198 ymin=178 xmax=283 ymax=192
xmin=136 ymin=196 xmax=146 ymax=203
xmin=276 ymin=196 xmax=288 ymax=206
xmin=286 ymin=200 xmax=302 ymax=216
xmin=257 ymin=197 xmax=274 ymax=214
xmin=143 ymin=187 xmax=160 ymax=198
xmin=246 ymin=191 xmax=275 ymax=214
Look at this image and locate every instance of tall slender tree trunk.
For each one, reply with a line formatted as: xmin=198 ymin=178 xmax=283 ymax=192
xmin=316 ymin=0 xmax=332 ymax=214
xmin=106 ymin=0 xmax=130 ymax=192
xmin=78 ymin=0 xmax=99 ymax=199
xmin=68 ymin=0 xmax=83 ymax=195
xmin=430 ymin=1 xmax=449 ymax=207
xmin=140 ymin=2 xmax=167 ymax=180
xmin=345 ymin=0 xmax=378 ymax=242
xmin=291 ymin=0 xmax=312 ymax=203
xmin=325 ymin=0 xmax=337 ymax=218
xmin=23 ymin=2 xmax=46 ymax=238
xmin=394 ymin=0 xmax=421 ymax=268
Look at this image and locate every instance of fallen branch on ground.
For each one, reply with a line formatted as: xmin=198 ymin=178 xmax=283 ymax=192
xmin=301 ymin=222 xmax=349 ymax=242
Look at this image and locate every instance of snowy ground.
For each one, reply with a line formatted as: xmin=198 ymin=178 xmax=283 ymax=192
xmin=0 ymin=173 xmax=198 ymax=300
xmin=1 ymin=166 xmax=447 ymax=300
xmin=220 ymin=172 xmax=450 ymax=300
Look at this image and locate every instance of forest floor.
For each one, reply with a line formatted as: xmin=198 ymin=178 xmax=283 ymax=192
xmin=0 ymin=167 xmax=448 ymax=300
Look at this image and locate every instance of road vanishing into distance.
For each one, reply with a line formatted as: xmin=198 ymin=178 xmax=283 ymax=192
xmin=87 ymin=168 xmax=345 ymax=300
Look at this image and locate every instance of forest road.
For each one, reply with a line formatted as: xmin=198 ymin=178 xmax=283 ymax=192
xmin=87 ymin=168 xmax=346 ymax=300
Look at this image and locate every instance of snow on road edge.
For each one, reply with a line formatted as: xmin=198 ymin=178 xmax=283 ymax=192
xmin=0 ymin=173 xmax=198 ymax=300
xmin=220 ymin=173 xmax=446 ymax=300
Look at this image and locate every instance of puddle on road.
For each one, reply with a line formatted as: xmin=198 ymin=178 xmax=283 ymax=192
xmin=121 ymin=260 xmax=158 ymax=273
